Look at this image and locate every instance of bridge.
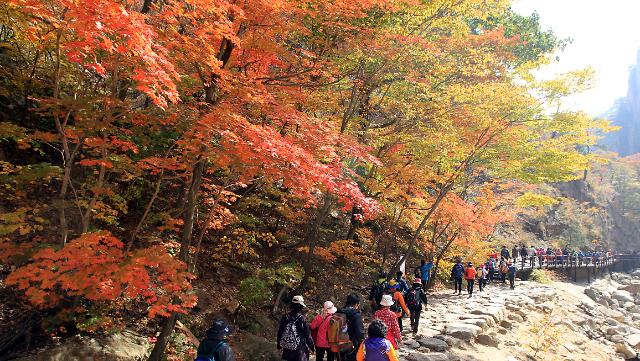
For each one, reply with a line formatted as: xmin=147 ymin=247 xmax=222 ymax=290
xmin=510 ymin=254 xmax=640 ymax=283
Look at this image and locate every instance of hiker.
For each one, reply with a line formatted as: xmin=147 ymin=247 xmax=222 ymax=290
xmin=336 ymin=294 xmax=365 ymax=361
xmin=311 ymin=301 xmax=337 ymax=361
xmin=355 ymin=319 xmax=399 ymax=361
xmin=395 ymin=271 xmax=410 ymax=294
xmin=277 ymin=295 xmax=315 ymax=361
xmin=500 ymin=245 xmax=510 ymax=261
xmin=486 ymin=258 xmax=495 ymax=283
xmin=499 ymin=259 xmax=508 ymax=284
xmin=374 ymin=295 xmax=402 ymax=350
xmin=418 ymin=259 xmax=434 ymax=289
xmin=519 ymin=245 xmax=528 ymax=268
xmin=450 ymin=258 xmax=465 ymax=295
xmin=368 ymin=272 xmax=388 ymax=312
xmin=464 ymin=262 xmax=476 ymax=297
xmin=477 ymin=264 xmax=487 ymax=292
xmin=528 ymin=245 xmax=537 ymax=267
xmin=389 ymin=282 xmax=410 ymax=332
xmin=512 ymin=245 xmax=519 ymax=264
xmin=507 ymin=262 xmax=517 ymax=289
xmin=405 ymin=278 xmax=428 ymax=333
xmin=195 ymin=319 xmax=235 ymax=361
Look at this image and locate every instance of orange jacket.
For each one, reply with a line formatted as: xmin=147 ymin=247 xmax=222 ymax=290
xmin=392 ymin=291 xmax=410 ymax=316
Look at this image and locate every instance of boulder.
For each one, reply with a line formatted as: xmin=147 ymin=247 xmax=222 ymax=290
xmin=597 ymin=306 xmax=626 ymax=322
xmin=16 ymin=331 xmax=150 ymax=361
xmin=584 ymin=288 xmax=600 ymax=301
xmin=416 ymin=337 xmax=449 ymax=352
xmin=616 ymin=343 xmax=637 ymax=359
xmin=476 ymin=334 xmax=499 ymax=347
xmin=444 ymin=323 xmax=483 ymax=340
xmin=623 ymin=282 xmax=640 ymax=294
xmin=460 ymin=318 xmax=488 ymax=330
xmin=626 ymin=333 xmax=640 ymax=349
xmin=613 ymin=290 xmax=635 ymax=303
xmin=470 ymin=307 xmax=504 ymax=323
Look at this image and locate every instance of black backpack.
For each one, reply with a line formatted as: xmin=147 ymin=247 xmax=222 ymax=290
xmin=371 ymin=282 xmax=385 ymax=304
xmin=405 ymin=289 xmax=421 ymax=310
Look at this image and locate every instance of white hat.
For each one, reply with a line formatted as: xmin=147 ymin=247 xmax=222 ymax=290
xmin=323 ymin=301 xmax=337 ymax=314
xmin=380 ymin=294 xmax=394 ymax=307
xmin=292 ymin=295 xmax=306 ymax=307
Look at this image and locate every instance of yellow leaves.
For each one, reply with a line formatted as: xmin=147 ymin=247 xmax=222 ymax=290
xmin=516 ymin=192 xmax=560 ymax=208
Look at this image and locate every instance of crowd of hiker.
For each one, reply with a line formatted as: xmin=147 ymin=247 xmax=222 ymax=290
xmin=494 ymin=245 xmax=616 ymax=269
xmin=199 ymin=244 xmax=615 ymax=361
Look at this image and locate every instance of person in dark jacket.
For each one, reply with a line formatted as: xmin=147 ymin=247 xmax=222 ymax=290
xmin=278 ymin=295 xmax=315 ymax=361
xmin=196 ymin=319 xmax=235 ymax=361
xmin=500 ymin=246 xmax=510 ymax=261
xmin=368 ymin=272 xmax=388 ymax=312
xmin=406 ymin=278 xmax=428 ymax=334
xmin=338 ymin=294 xmax=365 ymax=361
xmin=395 ymin=271 xmax=409 ymax=294
xmin=450 ymin=258 xmax=465 ymax=295
xmin=507 ymin=262 xmax=517 ymax=289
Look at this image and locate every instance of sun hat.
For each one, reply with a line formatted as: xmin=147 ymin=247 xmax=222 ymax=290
xmin=205 ymin=319 xmax=233 ymax=339
xmin=380 ymin=294 xmax=394 ymax=307
xmin=467 ymin=262 xmax=473 ymax=266
xmin=323 ymin=301 xmax=337 ymax=314
xmin=413 ymin=278 xmax=422 ymax=284
xmin=292 ymin=295 xmax=306 ymax=307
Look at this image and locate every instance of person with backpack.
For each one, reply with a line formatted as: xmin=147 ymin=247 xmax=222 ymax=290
xmin=507 ymin=261 xmax=517 ymax=290
xmin=450 ymin=258 xmax=465 ymax=295
xmin=405 ymin=278 xmax=428 ymax=334
xmin=499 ymin=260 xmax=508 ymax=284
xmin=334 ymin=294 xmax=365 ymax=361
xmin=195 ymin=319 xmax=235 ymax=361
xmin=500 ymin=246 xmax=510 ymax=261
xmin=389 ymin=283 xmax=410 ymax=332
xmin=368 ymin=272 xmax=387 ymax=312
xmin=355 ymin=320 xmax=399 ymax=361
xmin=374 ymin=295 xmax=402 ymax=350
xmin=464 ymin=262 xmax=476 ymax=298
xmin=277 ymin=295 xmax=315 ymax=361
xmin=486 ymin=258 xmax=495 ymax=283
xmin=311 ymin=301 xmax=337 ymax=361
xmin=395 ymin=271 xmax=409 ymax=294
xmin=477 ymin=264 xmax=487 ymax=292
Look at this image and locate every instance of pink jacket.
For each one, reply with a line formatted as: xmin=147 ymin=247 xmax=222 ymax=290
xmin=310 ymin=314 xmax=332 ymax=348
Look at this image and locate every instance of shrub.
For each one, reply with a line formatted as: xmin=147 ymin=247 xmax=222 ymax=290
xmin=238 ymin=276 xmax=273 ymax=307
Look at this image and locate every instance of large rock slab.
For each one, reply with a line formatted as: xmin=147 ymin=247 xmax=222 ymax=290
xmin=470 ymin=307 xmax=504 ymax=323
xmin=416 ymin=337 xmax=449 ymax=352
xmin=444 ymin=323 xmax=483 ymax=340
xmin=626 ymin=333 xmax=640 ymax=349
xmin=612 ymin=290 xmax=635 ymax=303
xmin=16 ymin=331 xmax=150 ymax=361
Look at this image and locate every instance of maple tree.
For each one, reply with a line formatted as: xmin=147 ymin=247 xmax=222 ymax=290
xmin=0 ymin=0 xmax=619 ymax=359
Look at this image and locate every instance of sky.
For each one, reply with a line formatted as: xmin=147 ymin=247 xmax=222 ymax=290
xmin=512 ymin=0 xmax=640 ymax=116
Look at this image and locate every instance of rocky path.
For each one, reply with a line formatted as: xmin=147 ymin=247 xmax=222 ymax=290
xmin=397 ymin=279 xmax=622 ymax=361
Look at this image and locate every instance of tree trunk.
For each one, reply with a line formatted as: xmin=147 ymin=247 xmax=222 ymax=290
xmin=147 ymin=158 xmax=205 ymax=361
xmin=298 ymin=195 xmax=334 ymax=291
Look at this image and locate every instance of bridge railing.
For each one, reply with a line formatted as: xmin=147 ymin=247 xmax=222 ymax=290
xmin=513 ymin=254 xmax=617 ymax=270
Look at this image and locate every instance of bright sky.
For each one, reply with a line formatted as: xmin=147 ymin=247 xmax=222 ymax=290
xmin=512 ymin=0 xmax=640 ymax=116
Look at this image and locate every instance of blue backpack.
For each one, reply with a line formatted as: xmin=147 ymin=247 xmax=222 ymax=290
xmin=195 ymin=341 xmax=225 ymax=361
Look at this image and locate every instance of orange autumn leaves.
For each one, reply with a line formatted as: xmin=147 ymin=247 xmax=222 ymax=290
xmin=6 ymin=232 xmax=195 ymax=318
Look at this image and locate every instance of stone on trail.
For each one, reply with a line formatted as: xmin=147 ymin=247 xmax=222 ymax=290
xmin=476 ymin=334 xmax=499 ymax=347
xmin=433 ymin=334 xmax=462 ymax=347
xmin=507 ymin=313 xmax=524 ymax=323
xmin=500 ymin=320 xmax=513 ymax=330
xmin=622 ymin=282 xmax=640 ymax=294
xmin=404 ymin=352 xmax=448 ymax=361
xmin=613 ymin=290 xmax=635 ymax=304
xmin=444 ymin=323 xmax=483 ymax=340
xmin=470 ymin=307 xmax=504 ymax=323
xmin=597 ymin=306 xmax=626 ymax=323
xmin=460 ymin=318 xmax=488 ymax=330
xmin=625 ymin=333 xmax=640 ymax=349
xmin=416 ymin=337 xmax=450 ymax=352
xmin=616 ymin=343 xmax=637 ymax=359
xmin=404 ymin=339 xmax=421 ymax=349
